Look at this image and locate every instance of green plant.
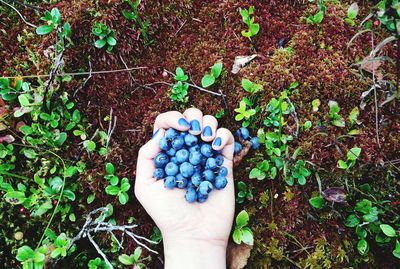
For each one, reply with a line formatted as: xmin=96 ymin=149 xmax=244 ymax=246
xmin=236 ymin=181 xmax=253 ymax=203
xmin=309 ymin=195 xmax=326 ymax=209
xmin=122 ymin=0 xmax=151 ymax=45
xmin=249 ymin=160 xmax=273 ymax=180
xmin=170 ymin=67 xmax=189 ymax=103
xmin=241 ymin=78 xmax=263 ymax=94
xmin=312 ymin=98 xmax=321 ymax=112
xmin=36 ymin=8 xmax=61 ymax=35
xmin=0 ymin=77 xmax=23 ymax=101
xmin=345 ymin=3 xmax=359 ymax=26
xmin=285 ymin=160 xmax=311 ymax=186
xmin=215 ymin=109 xmax=225 ymax=119
xmin=92 ymin=22 xmax=117 ymax=52
xmin=88 ymin=257 xmax=111 ymax=269
xmin=50 ymin=233 xmax=70 ymax=258
xmin=150 ymin=226 xmax=162 ymax=243
xmin=16 ymin=245 xmax=47 ymax=269
xmin=239 ymin=6 xmax=260 ymax=39
xmin=376 ymin=0 xmax=400 ymax=35
xmin=337 ymin=147 xmax=361 ymax=170
xmin=234 ymin=98 xmax=257 ymax=127
xmin=306 ymin=0 xmax=326 ymax=25
xmin=328 ymin=100 xmax=345 ymax=127
xmin=232 ymin=210 xmax=254 ymax=245
xmin=201 ymin=62 xmax=223 ymax=88
xmin=118 ymin=247 xmax=145 ymax=267
xmin=104 ymin=163 xmax=131 ymax=205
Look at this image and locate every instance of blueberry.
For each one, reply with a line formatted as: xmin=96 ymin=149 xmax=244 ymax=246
xmin=218 ymin=166 xmax=228 ymax=177
xmin=176 ymin=149 xmax=189 ymax=163
xmin=164 ymin=176 xmax=176 ymax=189
xmin=191 ymin=173 xmax=202 ymax=187
xmin=165 ymin=162 xmax=179 ymax=176
xmin=153 ymin=168 xmax=165 ymax=180
xmin=206 ymin=158 xmax=217 ymax=170
xmin=197 ymin=192 xmax=208 ymax=203
xmin=250 ymin=137 xmax=260 ymax=150
xmin=184 ymin=134 xmax=198 ymax=147
xmin=239 ymin=127 xmax=250 ymax=140
xmin=203 ymin=169 xmax=215 ymax=182
xmin=171 ymin=156 xmax=178 ymax=164
xmin=185 ymin=188 xmax=197 ymax=203
xmin=215 ymin=155 xmax=224 ymax=166
xmin=176 ymin=174 xmax=188 ymax=189
xmin=172 ymin=136 xmax=185 ymax=150
xmin=200 ymin=144 xmax=213 ymax=157
xmin=154 ymin=153 xmax=169 ymax=168
xmin=234 ymin=129 xmax=242 ymax=139
xmin=165 ymin=147 xmax=177 ymax=157
xmin=180 ymin=162 xmax=194 ymax=178
xmin=189 ymin=145 xmax=200 ymax=152
xmin=214 ymin=176 xmax=227 ymax=190
xmin=234 ymin=142 xmax=242 ymax=155
xmin=165 ymin=128 xmax=178 ymax=139
xmin=159 ymin=137 xmax=170 ymax=151
xmin=189 ymin=151 xmax=202 ymax=165
xmin=199 ymin=181 xmax=213 ymax=195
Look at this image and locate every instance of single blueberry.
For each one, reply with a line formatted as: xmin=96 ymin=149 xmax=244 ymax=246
xmin=178 ymin=118 xmax=190 ymax=127
xmin=189 ymin=151 xmax=202 ymax=165
xmin=185 ymin=188 xmax=197 ymax=203
xmin=234 ymin=142 xmax=242 ymax=155
xmin=189 ymin=145 xmax=200 ymax=152
xmin=165 ymin=162 xmax=179 ymax=176
xmin=203 ymin=169 xmax=215 ymax=182
xmin=200 ymin=144 xmax=213 ymax=157
xmin=180 ymin=162 xmax=194 ymax=178
xmin=153 ymin=168 xmax=165 ymax=180
xmin=176 ymin=149 xmax=189 ymax=163
xmin=154 ymin=153 xmax=169 ymax=168
xmin=159 ymin=137 xmax=170 ymax=151
xmin=184 ymin=134 xmax=198 ymax=147
xmin=197 ymin=192 xmax=208 ymax=203
xmin=172 ymin=136 xmax=184 ymax=150
xmin=239 ymin=127 xmax=250 ymax=140
xmin=214 ymin=176 xmax=228 ymax=190
xmin=164 ymin=176 xmax=177 ymax=189
xmin=213 ymin=137 xmax=222 ymax=147
xmin=250 ymin=137 xmax=260 ymax=150
xmin=218 ymin=166 xmax=228 ymax=177
xmin=234 ymin=129 xmax=242 ymax=139
xmin=191 ymin=173 xmax=202 ymax=187
xmin=202 ymin=126 xmax=212 ymax=137
xmin=206 ymin=158 xmax=217 ymax=170
xmin=165 ymin=147 xmax=176 ymax=157
xmin=165 ymin=128 xmax=178 ymax=139
xmin=176 ymin=174 xmax=188 ymax=189
xmin=190 ymin=120 xmax=201 ymax=131
xmin=215 ymin=155 xmax=224 ymax=166
xmin=199 ymin=181 xmax=213 ymax=195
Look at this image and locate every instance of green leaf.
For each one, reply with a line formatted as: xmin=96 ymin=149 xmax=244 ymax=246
xmin=16 ymin=246 xmax=35 ymax=261
xmin=5 ymin=191 xmax=26 ymax=204
xmin=119 ymin=254 xmax=134 ymax=265
xmin=87 ymin=194 xmax=95 ymax=204
xmin=347 ymin=147 xmax=361 ymax=160
xmin=309 ymin=196 xmax=325 ymax=209
xmin=201 ymin=74 xmax=215 ymax=88
xmin=63 ymin=189 xmax=76 ymax=201
xmin=106 ymin=163 xmax=115 ymax=174
xmin=55 ymin=132 xmax=67 ymax=146
xmin=18 ymin=94 xmax=30 ymax=106
xmin=84 ymin=140 xmax=96 ymax=152
xmin=106 ymin=186 xmax=120 ymax=196
xmin=345 ymin=214 xmax=360 ymax=228
xmin=95 ymin=39 xmax=107 ymax=48
xmin=356 ymin=226 xmax=367 ymax=239
xmin=211 ymin=62 xmax=223 ymax=78
xmin=118 ymin=192 xmax=129 ymax=205
xmin=69 ymin=213 xmax=76 ymax=222
xmin=236 ymin=210 xmax=249 ymax=228
xmin=120 ymin=178 xmax=131 ymax=192
xmin=36 ymin=25 xmax=54 ymax=35
xmin=393 ymin=240 xmax=400 ymax=259
xmin=232 ymin=229 xmax=242 ymax=244
xmin=106 ymin=36 xmax=117 ymax=46
xmin=337 ymin=160 xmax=348 ymax=169
xmin=249 ymin=23 xmax=260 ymax=35
xmin=347 ymin=3 xmax=359 ymax=19
xmin=357 ymin=239 xmax=369 ymax=256
xmin=33 ymin=250 xmax=45 ymax=263
xmin=313 ymin=10 xmax=324 ymax=24
xmin=380 ymin=224 xmax=396 ymax=237
xmin=241 ymin=227 xmax=254 ymax=245
xmin=175 ymin=67 xmax=188 ymax=82
xmin=133 ymin=247 xmax=142 ymax=261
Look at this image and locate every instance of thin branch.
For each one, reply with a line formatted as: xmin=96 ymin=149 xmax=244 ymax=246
xmin=0 ymin=0 xmax=37 ymax=28
xmin=88 ymin=233 xmax=114 ymax=269
xmin=105 ymin=108 xmax=117 ymax=159
xmin=371 ymin=31 xmax=381 ymax=148
xmin=73 ymin=59 xmax=93 ymax=97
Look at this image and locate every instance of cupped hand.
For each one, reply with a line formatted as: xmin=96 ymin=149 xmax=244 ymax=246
xmin=134 ymin=108 xmax=235 ymax=268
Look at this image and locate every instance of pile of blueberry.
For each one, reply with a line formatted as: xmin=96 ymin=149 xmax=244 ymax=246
xmin=233 ymin=127 xmax=260 ymax=155
xmin=153 ymin=128 xmax=228 ymax=203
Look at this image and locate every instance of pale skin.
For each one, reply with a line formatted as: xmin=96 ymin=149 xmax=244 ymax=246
xmin=135 ymin=108 xmax=235 ymax=269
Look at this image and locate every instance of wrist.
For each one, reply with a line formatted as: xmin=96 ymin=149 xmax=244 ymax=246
xmin=163 ymin=236 xmax=227 ymax=269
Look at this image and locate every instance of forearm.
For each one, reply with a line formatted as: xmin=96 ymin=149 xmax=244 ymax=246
xmin=163 ymin=238 xmax=227 ymax=269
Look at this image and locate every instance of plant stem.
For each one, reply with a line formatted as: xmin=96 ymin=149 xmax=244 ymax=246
xmin=0 ymin=171 xmax=30 ymax=180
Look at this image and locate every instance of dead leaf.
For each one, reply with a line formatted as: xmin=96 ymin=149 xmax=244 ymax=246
xmin=231 ymin=55 xmax=258 ymax=74
xmin=0 ymin=135 xmax=15 ymax=143
xmin=361 ymin=56 xmax=383 ymax=80
xmin=322 ymin=187 xmax=347 ymax=203
xmin=227 ymin=243 xmax=253 ymax=269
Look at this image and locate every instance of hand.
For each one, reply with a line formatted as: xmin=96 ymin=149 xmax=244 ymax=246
xmin=135 ymin=108 xmax=235 ymax=269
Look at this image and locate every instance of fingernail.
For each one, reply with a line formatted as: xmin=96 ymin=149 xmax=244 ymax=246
xmin=202 ymin=126 xmax=212 ymax=137
xmin=178 ymin=118 xmax=190 ymax=127
xmin=190 ymin=120 xmax=201 ymax=131
xmin=213 ymin=137 xmax=222 ymax=146
xmin=151 ymin=128 xmax=160 ymax=139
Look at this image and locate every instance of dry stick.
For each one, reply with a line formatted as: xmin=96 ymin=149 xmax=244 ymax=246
xmin=118 ymin=54 xmax=137 ymax=88
xmin=371 ymin=31 xmax=381 ymax=148
xmin=1 ymin=67 xmax=148 ymax=79
xmin=105 ymin=108 xmax=117 ymax=159
xmin=0 ymin=0 xmax=37 ymax=28
xmin=88 ymin=233 xmax=113 ymax=269
xmin=175 ymin=19 xmax=187 ymax=36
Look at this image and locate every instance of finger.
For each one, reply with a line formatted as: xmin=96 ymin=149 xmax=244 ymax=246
xmin=201 ymin=115 xmax=218 ymax=142
xmin=153 ymin=111 xmax=190 ymax=132
xmin=212 ymin=128 xmax=234 ymax=161
xmin=136 ymin=128 xmax=165 ymax=181
xmin=183 ymin=108 xmax=203 ymax=135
